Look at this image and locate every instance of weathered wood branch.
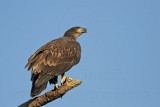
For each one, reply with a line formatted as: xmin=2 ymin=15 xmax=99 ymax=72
xmin=18 ymin=78 xmax=82 ymax=107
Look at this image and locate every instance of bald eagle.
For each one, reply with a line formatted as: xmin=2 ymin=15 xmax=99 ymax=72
xmin=25 ymin=26 xmax=87 ymax=97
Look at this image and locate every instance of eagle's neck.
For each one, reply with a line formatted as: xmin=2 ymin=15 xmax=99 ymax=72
xmin=64 ymin=32 xmax=79 ymax=41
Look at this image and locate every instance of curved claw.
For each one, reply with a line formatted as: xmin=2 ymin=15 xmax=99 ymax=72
xmin=67 ymin=77 xmax=73 ymax=81
xmin=54 ymin=84 xmax=59 ymax=90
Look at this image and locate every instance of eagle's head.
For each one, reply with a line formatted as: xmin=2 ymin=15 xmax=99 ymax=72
xmin=64 ymin=26 xmax=87 ymax=40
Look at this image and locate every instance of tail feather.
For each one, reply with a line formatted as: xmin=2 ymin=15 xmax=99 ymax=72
xmin=30 ymin=74 xmax=53 ymax=97
xmin=31 ymin=82 xmax=48 ymax=97
xmin=35 ymin=74 xmax=53 ymax=87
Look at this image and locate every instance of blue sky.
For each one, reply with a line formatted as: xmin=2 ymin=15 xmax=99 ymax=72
xmin=0 ymin=0 xmax=160 ymax=107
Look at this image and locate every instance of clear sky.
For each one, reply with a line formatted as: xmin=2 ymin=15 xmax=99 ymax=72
xmin=0 ymin=0 xmax=160 ymax=107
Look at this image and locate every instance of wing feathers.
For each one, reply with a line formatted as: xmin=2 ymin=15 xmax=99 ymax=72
xmin=25 ymin=37 xmax=81 ymax=78
xmin=26 ymin=37 xmax=81 ymax=97
xmin=31 ymin=82 xmax=48 ymax=97
xmin=35 ymin=74 xmax=53 ymax=87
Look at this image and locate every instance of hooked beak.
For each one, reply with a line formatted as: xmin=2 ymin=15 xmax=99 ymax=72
xmin=82 ymin=28 xmax=87 ymax=33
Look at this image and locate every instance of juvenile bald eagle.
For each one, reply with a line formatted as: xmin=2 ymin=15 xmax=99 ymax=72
xmin=25 ymin=26 xmax=87 ymax=97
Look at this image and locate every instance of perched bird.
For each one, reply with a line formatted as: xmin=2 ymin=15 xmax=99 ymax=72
xmin=25 ymin=26 xmax=87 ymax=97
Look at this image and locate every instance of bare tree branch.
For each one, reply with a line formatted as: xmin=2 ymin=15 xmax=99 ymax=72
xmin=18 ymin=78 xmax=82 ymax=107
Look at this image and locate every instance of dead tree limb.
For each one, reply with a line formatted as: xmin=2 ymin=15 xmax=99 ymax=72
xmin=18 ymin=78 xmax=82 ymax=107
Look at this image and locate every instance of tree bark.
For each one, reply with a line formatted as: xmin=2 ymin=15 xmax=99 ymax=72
xmin=18 ymin=78 xmax=82 ymax=107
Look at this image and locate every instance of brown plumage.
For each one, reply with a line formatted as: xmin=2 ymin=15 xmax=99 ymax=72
xmin=25 ymin=26 xmax=87 ymax=97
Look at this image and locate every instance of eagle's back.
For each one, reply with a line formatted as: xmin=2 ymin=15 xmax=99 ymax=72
xmin=25 ymin=37 xmax=81 ymax=87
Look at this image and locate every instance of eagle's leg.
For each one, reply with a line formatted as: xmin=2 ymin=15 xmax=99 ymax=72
xmin=61 ymin=73 xmax=73 ymax=85
xmin=50 ymin=76 xmax=59 ymax=90
xmin=60 ymin=73 xmax=66 ymax=85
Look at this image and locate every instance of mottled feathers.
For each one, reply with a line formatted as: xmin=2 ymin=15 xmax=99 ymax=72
xmin=26 ymin=37 xmax=81 ymax=97
xmin=25 ymin=27 xmax=86 ymax=97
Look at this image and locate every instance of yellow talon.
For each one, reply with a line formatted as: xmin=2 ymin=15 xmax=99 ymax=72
xmin=54 ymin=84 xmax=59 ymax=90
